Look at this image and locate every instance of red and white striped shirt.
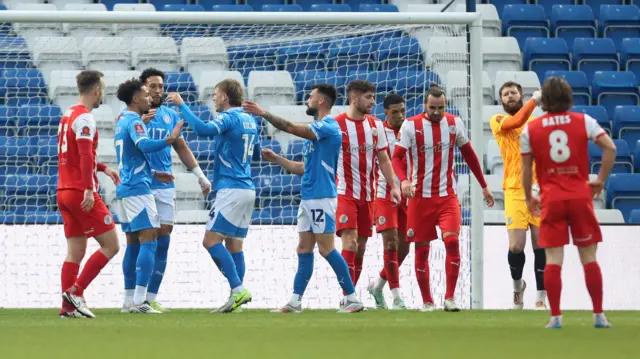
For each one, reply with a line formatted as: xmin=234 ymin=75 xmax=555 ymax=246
xmin=377 ymin=121 xmax=410 ymax=201
xmin=396 ymin=112 xmax=469 ymax=198
xmin=335 ymin=113 xmax=388 ymax=201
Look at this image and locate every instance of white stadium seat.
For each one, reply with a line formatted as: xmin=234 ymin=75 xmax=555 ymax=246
xmin=426 ymin=37 xmax=468 ymax=77
xmin=266 ymin=105 xmax=315 ymax=152
xmin=482 ymin=37 xmax=523 ymax=83
xmin=445 ymin=70 xmax=494 ymax=111
xmin=195 ymin=70 xmax=245 ymax=111
xmin=181 ymin=37 xmax=229 ymax=81
xmin=486 ymin=139 xmax=503 ymax=175
xmin=97 ymin=139 xmax=117 ymax=165
xmin=485 ymin=174 xmax=505 ymax=209
xmin=113 ymin=4 xmax=160 ymax=38
xmin=81 ymin=37 xmax=131 ymax=72
xmin=102 ymin=70 xmax=141 ymax=111
xmin=92 ymin=105 xmax=116 ymax=139
xmin=48 ymin=70 xmax=80 ymax=110
xmin=484 ymin=209 xmax=506 ymax=224
xmin=3 ymin=0 xmax=44 ymax=10
xmin=595 ymin=209 xmax=625 ymax=224
xmin=494 ymin=71 xmax=541 ymax=101
xmin=28 ymin=36 xmax=81 ymax=84
xmin=50 ymin=0 xmax=92 ymax=9
xmin=175 ymin=173 xmax=206 ymax=211
xmin=457 ymin=173 xmax=504 ymax=210
xmin=482 ymin=105 xmax=504 ymax=147
xmin=64 ymin=4 xmax=112 ymax=44
xmin=13 ymin=4 xmax=63 ymax=40
xmin=131 ymin=37 xmax=179 ymax=72
xmin=97 ymin=171 xmax=116 ymax=206
xmin=454 ymin=4 xmax=501 ymax=37
xmin=248 ymin=71 xmax=296 ymax=107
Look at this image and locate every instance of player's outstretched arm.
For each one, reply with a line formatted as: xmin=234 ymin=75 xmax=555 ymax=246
xmin=166 ymin=92 xmax=225 ymax=137
xmin=242 ymin=100 xmax=317 ymax=141
xmin=262 ymin=148 xmax=304 ymax=176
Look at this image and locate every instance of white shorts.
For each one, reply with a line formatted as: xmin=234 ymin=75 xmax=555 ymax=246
xmin=112 ymin=194 xmax=160 ymax=233
xmin=206 ymin=188 xmax=255 ymax=239
xmin=297 ymin=198 xmax=337 ymax=234
xmin=152 ymin=187 xmax=175 ymax=225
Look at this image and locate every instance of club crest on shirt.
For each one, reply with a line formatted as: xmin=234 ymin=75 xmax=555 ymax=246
xmin=80 ymin=126 xmax=91 ymax=137
xmin=104 ymin=215 xmax=112 ymax=225
xmin=135 ymin=124 xmax=145 ymax=135
xmin=371 ymin=127 xmax=378 ymax=137
xmin=407 ymin=228 xmax=415 ymax=238
xmin=495 ymin=115 xmax=503 ymax=123
xmin=378 ymin=216 xmax=386 ymax=225
xmin=163 ymin=115 xmax=171 ymax=124
xmin=448 ymin=125 xmax=457 ymax=134
xmin=339 ymin=214 xmax=348 ymax=224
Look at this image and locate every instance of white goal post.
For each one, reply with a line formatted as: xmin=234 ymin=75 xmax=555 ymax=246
xmin=0 ymin=10 xmax=485 ymax=310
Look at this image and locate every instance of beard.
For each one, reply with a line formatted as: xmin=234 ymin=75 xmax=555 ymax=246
xmin=502 ymin=99 xmax=524 ymax=116
xmin=150 ymin=97 xmax=162 ymax=108
xmin=305 ymin=105 xmax=318 ymax=117
xmin=427 ymin=113 xmax=442 ymax=123
xmin=356 ymin=104 xmax=371 ymax=115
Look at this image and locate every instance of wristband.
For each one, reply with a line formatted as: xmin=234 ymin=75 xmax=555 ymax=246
xmin=192 ymin=167 xmax=206 ymax=180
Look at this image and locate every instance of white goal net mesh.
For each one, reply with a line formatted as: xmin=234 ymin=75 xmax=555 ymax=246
xmin=0 ymin=19 xmax=474 ymax=309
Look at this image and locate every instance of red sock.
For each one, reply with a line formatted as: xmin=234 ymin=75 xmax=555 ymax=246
xmin=444 ymin=238 xmax=460 ymax=300
xmin=544 ymin=264 xmax=562 ymax=316
xmin=341 ymin=250 xmax=356 ymax=295
xmin=379 ymin=248 xmax=408 ymax=281
xmin=415 ymin=244 xmax=433 ymax=304
xmin=73 ymin=251 xmax=109 ymax=297
xmin=584 ymin=261 xmax=603 ymax=314
xmin=383 ymin=249 xmax=400 ymax=289
xmin=61 ymin=261 xmax=79 ymax=310
xmin=354 ymin=256 xmax=364 ymax=285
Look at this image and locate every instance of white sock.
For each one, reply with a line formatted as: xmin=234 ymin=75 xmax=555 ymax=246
xmin=290 ymin=294 xmax=302 ymax=306
xmin=133 ymin=285 xmax=147 ymax=305
xmin=147 ymin=292 xmax=157 ymax=303
xmin=513 ymin=279 xmax=523 ymax=292
xmin=124 ymin=289 xmax=134 ymax=305
xmin=231 ymin=285 xmax=245 ymax=294
xmin=391 ymin=288 xmax=400 ymax=300
xmin=373 ymin=276 xmax=387 ymax=291
xmin=346 ymin=293 xmax=358 ymax=302
xmin=536 ymin=290 xmax=547 ymax=302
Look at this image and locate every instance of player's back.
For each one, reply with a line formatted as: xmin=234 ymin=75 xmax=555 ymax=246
xmin=57 ymin=104 xmax=99 ymax=191
xmin=524 ymin=111 xmax=601 ymax=202
xmin=490 ymin=113 xmax=536 ymax=191
xmin=114 ymin=110 xmax=153 ymax=198
xmin=302 ymin=115 xmax=342 ymax=200
xmin=213 ymin=108 xmax=258 ymax=191
xmin=145 ymin=105 xmax=180 ymax=190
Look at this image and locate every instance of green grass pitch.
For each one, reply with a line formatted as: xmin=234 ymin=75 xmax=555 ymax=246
xmin=1 ymin=309 xmax=639 ymax=359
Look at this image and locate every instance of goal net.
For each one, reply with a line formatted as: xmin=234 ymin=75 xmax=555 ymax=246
xmin=0 ymin=11 xmax=483 ymax=310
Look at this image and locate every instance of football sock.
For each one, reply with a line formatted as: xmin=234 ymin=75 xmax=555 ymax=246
xmin=383 ymin=249 xmax=400 ymax=290
xmin=444 ymin=238 xmax=461 ymax=300
xmin=341 ymin=250 xmax=356 ymax=285
xmin=293 ymin=253 xmax=314 ymax=296
xmin=147 ymin=235 xmax=170 ymax=300
xmin=544 ymin=264 xmax=562 ymax=317
xmin=415 ymin=244 xmax=433 ymax=304
xmin=134 ymin=241 xmax=157 ymax=305
xmin=207 ymin=243 xmax=242 ymax=290
xmin=122 ymin=243 xmax=140 ymax=293
xmin=533 ymin=248 xmax=546 ymax=291
xmin=354 ymin=255 xmax=364 ymax=285
xmin=231 ymin=251 xmax=246 ymax=283
xmin=508 ymin=250 xmax=526 ymax=291
xmin=74 ymin=250 xmax=109 ymax=297
xmin=325 ymin=249 xmax=356 ymax=296
xmin=584 ymin=261 xmax=604 ymax=314
xmin=376 ymin=248 xmax=407 ymax=290
xmin=61 ymin=261 xmax=79 ymax=310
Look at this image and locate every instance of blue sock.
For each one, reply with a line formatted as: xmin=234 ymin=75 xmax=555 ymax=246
xmin=122 ymin=243 xmax=140 ymax=290
xmin=324 ymin=249 xmax=356 ymax=295
xmin=231 ymin=251 xmax=245 ymax=282
xmin=136 ymin=241 xmax=157 ymax=288
xmin=147 ymin=235 xmax=170 ymax=296
xmin=207 ymin=243 xmax=242 ymax=289
xmin=293 ymin=253 xmax=314 ymax=296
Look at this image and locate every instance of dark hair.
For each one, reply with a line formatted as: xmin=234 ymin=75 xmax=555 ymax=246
xmin=76 ymin=70 xmax=104 ymax=94
xmin=498 ymin=81 xmax=523 ymax=98
xmin=139 ymin=68 xmax=165 ymax=84
xmin=383 ymin=94 xmax=405 ymax=109
xmin=215 ymin=79 xmax=243 ymax=107
xmin=116 ymin=78 xmax=145 ymax=105
xmin=312 ymin=83 xmax=337 ymax=107
xmin=541 ymin=77 xmax=573 ymax=113
xmin=425 ymin=86 xmax=445 ymax=101
xmin=346 ymin=80 xmax=376 ymax=95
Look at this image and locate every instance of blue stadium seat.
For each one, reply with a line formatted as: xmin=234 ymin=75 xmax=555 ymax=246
xmin=537 ymin=0 xmax=576 ymax=15
xmin=198 ymin=0 xmax=237 ymax=8
xmin=1 ymin=175 xmax=56 ymax=214
xmin=0 ymin=69 xmax=48 ymax=106
xmin=0 ymin=137 xmax=31 ymax=170
xmin=489 ymin=0 xmax=527 ymax=18
xmin=0 ymin=4 xmax=11 ymax=38
xmin=599 ymin=5 xmax=640 ymax=51
xmin=545 ymin=70 xmax=591 ymax=106
xmin=262 ymin=4 xmax=302 ymax=11
xmin=345 ymin=0 xmax=383 ymax=9
xmin=295 ymin=0 xmax=333 ymax=11
xmin=251 ymin=208 xmax=272 ymax=225
xmin=286 ymin=140 xmax=305 ymax=162
xmin=188 ymin=140 xmax=216 ymax=161
xmin=550 ymin=5 xmax=596 ymax=49
xmin=211 ymin=4 xmax=254 ymax=11
xmin=359 ymin=4 xmax=398 ymax=12
xmin=572 ymin=105 xmax=611 ymax=134
xmin=584 ymin=0 xmax=625 ymax=18
xmin=100 ymin=0 xmax=138 ymax=11
xmin=161 ymin=5 xmax=207 ymax=42
xmin=0 ymin=105 xmax=16 ymax=136
xmin=0 ymin=211 xmax=62 ymax=224
xmin=635 ymin=141 xmax=640 ymax=172
xmin=524 ymin=38 xmax=571 ymax=83
xmin=501 ymin=4 xmax=550 ymax=50
xmin=377 ymin=37 xmax=424 ymax=72
xmin=0 ymin=37 xmax=30 ymax=71
xmin=294 ymin=70 xmax=345 ymax=105
xmin=605 ymin=173 xmax=640 ymax=221
xmin=396 ymin=70 xmax=439 ymax=116
xmin=592 ymin=71 xmax=640 ymax=119
xmin=256 ymin=174 xmax=301 ymax=198
xmin=162 ymin=4 xmax=204 ymax=11
xmin=621 ymin=38 xmax=640 ymax=82
xmin=251 ymin=164 xmax=281 ymax=177
xmin=16 ymin=105 xmax=62 ymax=137
xmin=261 ymin=138 xmax=282 ymax=154
xmin=271 ymin=205 xmax=297 ymax=225
xmin=188 ymin=105 xmax=214 ymax=123
xmin=629 ymin=209 xmax=640 ymax=223
xmin=247 ymin=0 xmax=286 ymax=8
xmin=276 ymin=41 xmax=328 ymax=74
xmin=589 ymin=140 xmax=632 ymax=173
xmin=150 ymin=0 xmax=189 ymax=8
xmin=310 ymin=4 xmax=352 ymax=12
xmin=31 ymin=137 xmax=57 ymax=170
xmin=328 ymin=38 xmax=375 ymax=75
xmin=346 ymin=71 xmax=396 ymax=103
xmin=613 ymin=105 xmax=640 ymax=152
xmin=228 ymin=44 xmax=278 ymax=79
xmin=572 ymin=38 xmax=619 ymax=82
xmin=165 ymin=72 xmax=197 ymax=105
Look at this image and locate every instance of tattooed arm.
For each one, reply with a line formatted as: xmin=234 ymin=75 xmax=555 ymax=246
xmin=243 ymin=100 xmax=317 ymax=141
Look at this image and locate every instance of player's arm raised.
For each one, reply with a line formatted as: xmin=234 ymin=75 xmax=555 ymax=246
xmin=261 ymin=148 xmax=304 ymax=176
xmin=496 ymin=91 xmax=542 ymax=132
xmin=455 ymin=118 xmax=495 ymax=207
xmin=242 ymin=100 xmax=317 ymax=141
xmin=519 ymin=125 xmax=540 ymax=216
xmin=166 ymin=92 xmax=229 ymax=137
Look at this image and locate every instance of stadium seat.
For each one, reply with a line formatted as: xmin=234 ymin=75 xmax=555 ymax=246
xmin=588 ymin=140 xmax=633 ymax=173
xmin=0 ymin=138 xmax=32 ymax=174
xmin=188 ymin=140 xmax=216 ymax=161
xmin=359 ymin=4 xmax=399 ymax=13
xmin=12 ymin=4 xmax=63 ymax=40
xmin=28 ymin=37 xmax=81 ymax=83
xmin=501 ymin=4 xmax=550 ymax=50
xmin=179 ymin=37 xmax=228 ymax=81
xmin=16 ymin=105 xmax=61 ymax=137
xmin=377 ymin=37 xmax=424 ymax=72
xmin=484 ymin=210 xmax=506 ymax=224
xmin=263 ymin=105 xmax=313 ymax=151
xmin=523 ymin=38 xmax=571 ymax=83
xmin=592 ymin=71 xmax=640 ymax=119
xmin=165 ymin=72 xmax=197 ymax=105
xmin=260 ymin=138 xmax=283 ymax=155
xmin=160 ymin=4 xmax=208 ymax=42
xmin=595 ymin=209 xmax=625 ymax=223
xmin=396 ymin=70 xmax=440 ymax=116
xmin=572 ymin=37 xmax=619 ymax=82
xmin=1 ymin=174 xmax=57 ymax=214
xmin=92 ymin=105 xmax=115 ymax=139
xmin=294 ymin=70 xmax=345 ymax=105
xmin=101 ymin=0 xmax=140 ymax=11
xmin=248 ymin=71 xmax=296 ymax=107
xmin=228 ymin=44 xmax=278 ymax=79
xmin=482 ymin=37 xmax=523 ymax=83
xmin=211 ymin=4 xmax=254 ymax=11
xmin=426 ymin=37 xmax=468 ymax=76
xmin=493 ymin=71 xmax=540 ymax=101
xmin=585 ymin=0 xmax=625 ymax=17
xmin=0 ymin=106 xmax=16 ymax=137
xmin=262 ymin=4 xmax=303 ymax=11
xmin=599 ymin=5 xmax=640 ymax=51
xmin=346 ymin=71 xmax=396 ymax=103
xmin=550 ymin=5 xmax=596 ymax=49
xmin=149 ymin=0 xmax=188 ymax=8
xmin=131 ymin=37 xmax=179 ymax=72
xmin=113 ymin=4 xmax=160 ymax=38
xmin=251 ymin=164 xmax=282 ymax=178
xmin=162 ymin=4 xmax=203 ymax=12
xmin=2 ymin=0 xmax=42 ymax=10
xmin=188 ymin=105 xmax=215 ymax=123
xmin=544 ymin=70 xmax=591 ymax=106
xmin=328 ymin=38 xmax=376 ymax=75
xmin=486 ymin=139 xmax=503 ymax=175
xmin=0 ymin=69 xmax=48 ymax=106
xmin=63 ymin=4 xmax=112 ymax=44
xmin=621 ymin=38 xmax=640 ymax=82
xmin=0 ymin=37 xmax=31 ymax=70
xmin=102 ymin=70 xmax=142 ymax=111
xmin=175 ymin=172 xmax=206 ymax=210
xmin=572 ymin=105 xmax=611 ymax=135
xmin=81 ymin=37 xmax=130 ymax=72
xmin=276 ymin=41 xmax=328 ymax=74
xmin=537 ymin=0 xmax=576 ymax=15
xmin=629 ymin=209 xmax=640 ymax=223
xmin=286 ymin=140 xmax=305 ymax=162
xmin=613 ymin=106 xmax=640 ymax=152
xmin=48 ymin=70 xmax=80 ymax=110
xmin=454 ymin=4 xmax=501 ymax=37
xmin=195 ymin=70 xmax=245 ymax=111
xmin=605 ymin=173 xmax=640 ymax=221
xmin=446 ymin=71 xmax=493 ymax=111
xmin=458 ymin=173 xmax=504 ymax=209
xmin=310 ymin=4 xmax=352 ymax=12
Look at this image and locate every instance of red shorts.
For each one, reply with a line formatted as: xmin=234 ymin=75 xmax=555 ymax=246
xmin=406 ymin=195 xmax=461 ymax=242
xmin=539 ymin=198 xmax=602 ymax=248
xmin=57 ymin=189 xmax=115 ymax=239
xmin=374 ymin=198 xmax=407 ymax=235
xmin=336 ymin=195 xmax=374 ymax=237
